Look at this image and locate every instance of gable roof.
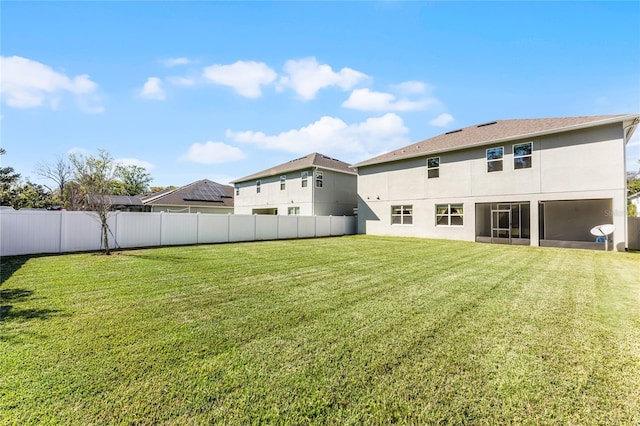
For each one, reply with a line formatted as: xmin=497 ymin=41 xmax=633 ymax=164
xmin=230 ymin=152 xmax=355 ymax=183
xmin=354 ymin=114 xmax=639 ymax=168
xmin=140 ymin=179 xmax=234 ymax=208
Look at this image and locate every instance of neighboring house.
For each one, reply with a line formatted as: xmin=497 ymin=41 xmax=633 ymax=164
xmin=140 ymin=179 xmax=234 ymax=214
xmin=108 ymin=195 xmax=147 ymax=212
xmin=231 ymin=152 xmax=357 ymax=216
xmin=354 ymin=114 xmax=639 ymax=251
xmin=629 ymin=192 xmax=640 ymax=217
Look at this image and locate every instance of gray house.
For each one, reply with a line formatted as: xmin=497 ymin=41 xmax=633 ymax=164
xmin=354 ymin=114 xmax=639 ymax=251
xmin=231 ymin=152 xmax=357 ymax=216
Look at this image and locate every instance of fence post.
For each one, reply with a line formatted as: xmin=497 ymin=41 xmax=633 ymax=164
xmin=159 ymin=211 xmax=163 ymax=247
xmin=196 ymin=212 xmax=200 ymax=245
xmin=59 ymin=210 xmax=64 ymax=254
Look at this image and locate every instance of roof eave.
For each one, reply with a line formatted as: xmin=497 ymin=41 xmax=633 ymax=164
xmin=354 ymin=114 xmax=639 ymax=169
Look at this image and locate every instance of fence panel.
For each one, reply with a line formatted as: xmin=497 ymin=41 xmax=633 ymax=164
xmin=255 ymin=215 xmax=278 ymax=241
xmin=161 ymin=213 xmax=198 ymax=246
xmin=116 ymin=212 xmax=161 ymax=248
xmin=61 ymin=211 xmax=108 ymax=253
xmin=278 ymin=216 xmax=298 ymax=240
xmin=315 ymin=216 xmax=331 ymax=237
xmin=198 ymin=214 xmax=230 ymax=244
xmin=229 ymin=215 xmax=256 ymax=242
xmin=0 ymin=210 xmax=61 ymax=256
xmin=297 ymin=216 xmax=316 ymax=238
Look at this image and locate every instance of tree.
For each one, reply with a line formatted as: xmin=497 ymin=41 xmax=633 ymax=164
xmin=116 ymin=164 xmax=153 ymax=195
xmin=150 ymin=185 xmax=177 ymax=193
xmin=70 ymin=149 xmax=119 ymax=255
xmin=34 ymin=156 xmax=73 ymax=207
xmin=628 ymin=161 xmax=640 ymax=196
xmin=0 ymin=148 xmax=21 ymax=205
xmin=10 ymin=180 xmax=59 ymax=210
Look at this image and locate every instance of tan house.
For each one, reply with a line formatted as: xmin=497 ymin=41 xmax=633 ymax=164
xmin=140 ymin=179 xmax=234 ymax=214
xmin=354 ymin=114 xmax=639 ymax=251
xmin=231 ymin=152 xmax=357 ymax=216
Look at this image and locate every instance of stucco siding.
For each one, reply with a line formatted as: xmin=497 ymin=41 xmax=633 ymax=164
xmin=356 ymin=122 xmax=629 ymax=250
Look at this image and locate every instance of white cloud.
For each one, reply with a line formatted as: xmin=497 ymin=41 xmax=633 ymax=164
xmin=203 ymin=61 xmax=277 ymax=98
xmin=181 ymin=141 xmax=247 ymax=164
xmin=0 ymin=55 xmax=103 ymax=112
xmin=429 ymin=113 xmax=455 ymax=127
xmin=167 ymin=76 xmax=196 ymax=87
xmin=163 ymin=57 xmax=192 ymax=67
xmin=278 ymin=57 xmax=369 ymax=100
xmin=342 ymin=88 xmax=430 ymax=111
xmin=391 ymin=80 xmax=431 ymax=95
xmin=226 ymin=113 xmax=409 ymax=159
xmin=116 ymin=158 xmax=155 ymax=170
xmin=140 ymin=77 xmax=166 ymax=100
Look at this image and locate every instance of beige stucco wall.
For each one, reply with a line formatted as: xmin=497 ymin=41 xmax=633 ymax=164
xmin=357 ymin=124 xmax=629 ymax=250
xmin=234 ymin=168 xmax=357 ymax=216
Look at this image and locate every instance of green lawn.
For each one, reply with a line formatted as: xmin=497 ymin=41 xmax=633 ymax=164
xmin=1 ymin=236 xmax=639 ymax=425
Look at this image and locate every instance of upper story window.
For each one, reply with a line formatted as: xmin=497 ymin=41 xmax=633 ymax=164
xmin=391 ymin=205 xmax=413 ymax=225
xmin=235 ymin=185 xmax=239 ymax=196
xmin=514 ymin=142 xmax=532 ymax=169
xmin=301 ymin=171 xmax=308 ymax=187
xmin=436 ymin=204 xmax=464 ymax=226
xmin=256 ymin=180 xmax=261 ymax=193
xmin=315 ymin=171 xmax=323 ymax=188
xmin=288 ymin=207 xmax=300 ymax=215
xmin=486 ymin=147 xmax=504 ymax=172
xmin=280 ymin=175 xmax=286 ymax=190
xmin=427 ymin=157 xmax=440 ymax=179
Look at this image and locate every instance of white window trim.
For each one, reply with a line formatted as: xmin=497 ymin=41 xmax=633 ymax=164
xmin=427 ymin=157 xmax=440 ymax=179
xmin=301 ymin=171 xmax=308 ymax=187
xmin=256 ymin=180 xmax=261 ymax=193
xmin=435 ymin=203 xmax=464 ymax=227
xmin=513 ymin=142 xmax=533 ymax=170
xmin=486 ymin=147 xmax=504 ymax=173
xmin=391 ymin=205 xmax=413 ymax=226
xmin=315 ymin=171 xmax=323 ymax=188
xmin=280 ymin=175 xmax=286 ymax=190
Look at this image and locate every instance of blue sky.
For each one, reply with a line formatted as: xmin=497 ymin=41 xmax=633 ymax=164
xmin=2 ymin=1 xmax=639 ymax=189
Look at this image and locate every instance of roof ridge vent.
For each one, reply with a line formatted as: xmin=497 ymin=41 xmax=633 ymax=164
xmin=477 ymin=121 xmax=497 ymax=128
xmin=445 ymin=129 xmax=463 ymax=135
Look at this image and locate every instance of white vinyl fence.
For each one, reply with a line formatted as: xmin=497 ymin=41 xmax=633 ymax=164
xmin=0 ymin=210 xmax=357 ymax=257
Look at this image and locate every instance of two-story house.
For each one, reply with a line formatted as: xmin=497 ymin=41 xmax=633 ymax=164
xmin=231 ymin=152 xmax=357 ymax=216
xmin=353 ymin=114 xmax=639 ymax=251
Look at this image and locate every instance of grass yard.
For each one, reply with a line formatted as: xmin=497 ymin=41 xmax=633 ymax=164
xmin=1 ymin=236 xmax=639 ymax=424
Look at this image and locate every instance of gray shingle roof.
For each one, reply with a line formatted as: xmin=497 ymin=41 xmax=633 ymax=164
xmin=231 ymin=152 xmax=355 ymax=183
xmin=354 ymin=114 xmax=639 ymax=168
xmin=140 ymin=179 xmax=234 ymax=207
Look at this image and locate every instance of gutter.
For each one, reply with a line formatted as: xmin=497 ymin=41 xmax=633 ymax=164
xmin=354 ymin=114 xmax=640 ymax=169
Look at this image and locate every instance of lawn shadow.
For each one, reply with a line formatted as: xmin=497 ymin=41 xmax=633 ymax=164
xmin=1 ymin=288 xmax=63 ymax=324
xmin=0 ymin=255 xmax=30 ymax=285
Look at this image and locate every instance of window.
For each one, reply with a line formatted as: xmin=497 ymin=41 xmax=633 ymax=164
xmin=486 ymin=147 xmax=503 ymax=172
xmin=514 ymin=142 xmax=532 ymax=169
xmin=280 ymin=175 xmax=286 ymax=190
xmin=301 ymin=171 xmax=308 ymax=187
xmin=436 ymin=204 xmax=464 ymax=226
xmin=315 ymin=171 xmax=323 ymax=188
xmin=391 ymin=205 xmax=413 ymax=225
xmin=288 ymin=207 xmax=300 ymax=215
xmin=427 ymin=157 xmax=440 ymax=179
xmin=256 ymin=180 xmax=261 ymax=193
xmin=235 ymin=185 xmax=239 ymax=196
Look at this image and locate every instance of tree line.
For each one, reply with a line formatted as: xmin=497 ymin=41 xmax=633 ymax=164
xmin=0 ymin=148 xmax=164 ymax=210
xmin=1 ymin=149 xmax=172 ymax=254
